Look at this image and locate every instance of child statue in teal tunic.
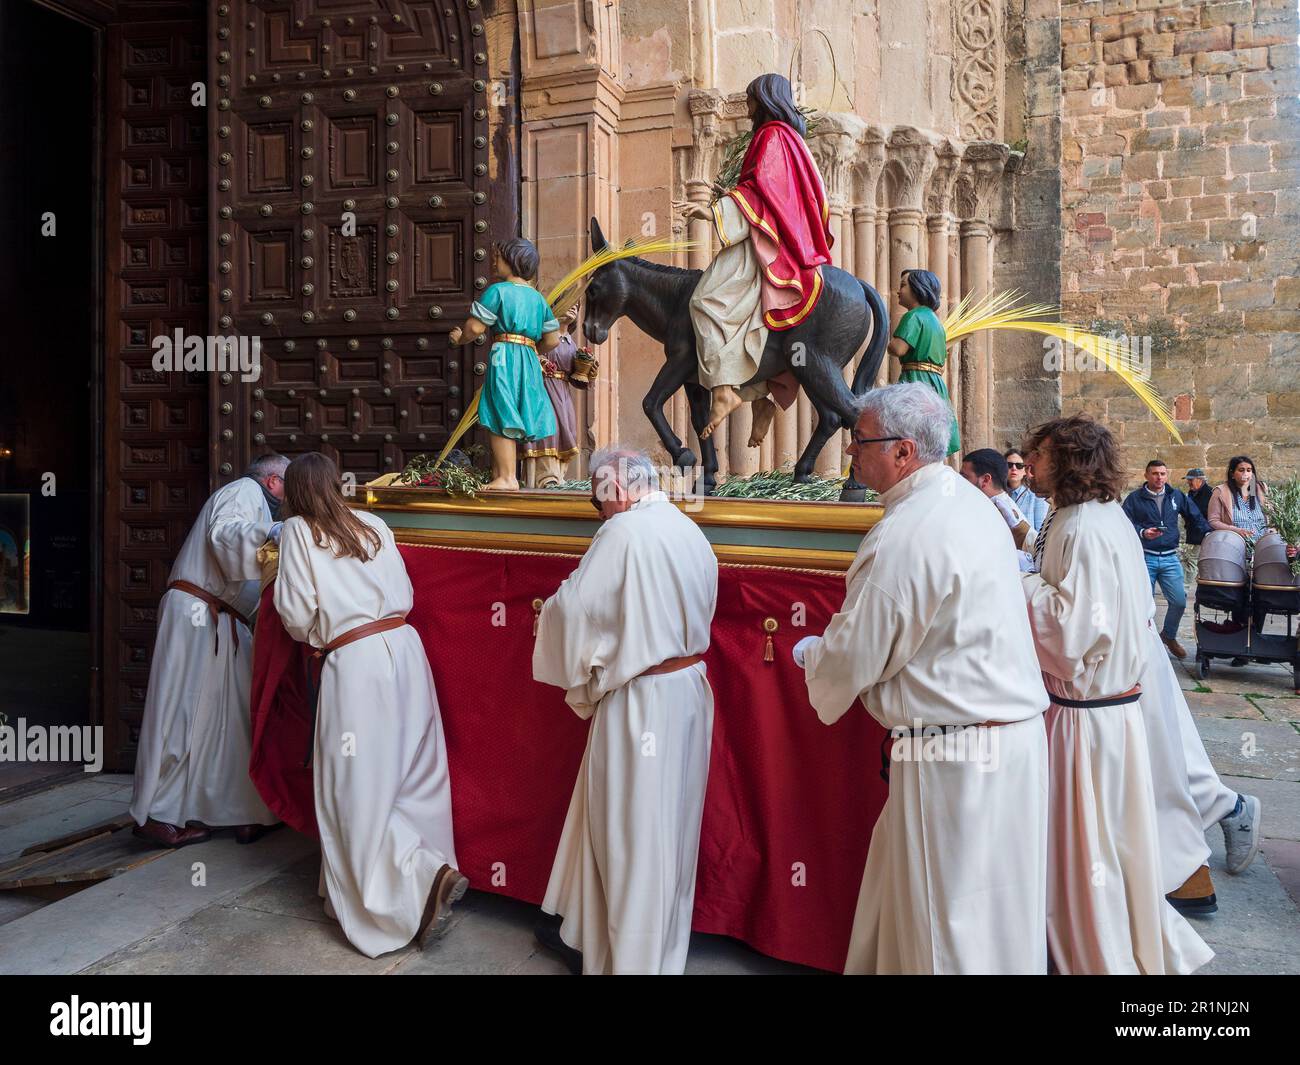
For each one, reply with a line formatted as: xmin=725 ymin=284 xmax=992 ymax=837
xmin=449 ymin=238 xmax=562 ymax=491
xmin=888 ymin=269 xmax=961 ymax=456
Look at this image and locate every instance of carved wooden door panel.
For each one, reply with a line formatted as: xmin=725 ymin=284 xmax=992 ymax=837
xmin=209 ymin=1 xmax=498 ymax=485
xmin=104 ymin=17 xmax=211 ymax=770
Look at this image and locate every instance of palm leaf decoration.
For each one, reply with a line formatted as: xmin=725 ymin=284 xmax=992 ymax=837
xmin=427 ymin=236 xmax=695 ymax=473
xmin=942 ymin=290 xmax=1184 ymax=444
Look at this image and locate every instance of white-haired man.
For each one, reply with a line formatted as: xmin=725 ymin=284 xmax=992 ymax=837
xmin=532 ymin=446 xmax=718 ymax=974
xmin=130 ymin=454 xmax=287 ymax=847
xmin=795 ymin=383 xmax=1051 ymax=974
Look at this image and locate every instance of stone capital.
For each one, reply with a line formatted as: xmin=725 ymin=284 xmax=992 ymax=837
xmin=884 ymin=126 xmax=940 ymax=213
xmin=854 ymin=124 xmax=889 ymax=207
xmin=925 ymin=139 xmax=966 ymax=219
xmin=810 ymin=114 xmax=865 ymax=203
xmin=954 ymin=141 xmax=1010 ymax=222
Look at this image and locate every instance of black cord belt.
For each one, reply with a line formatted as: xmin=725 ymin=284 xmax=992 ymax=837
xmin=1049 ymin=685 xmax=1141 ymax=708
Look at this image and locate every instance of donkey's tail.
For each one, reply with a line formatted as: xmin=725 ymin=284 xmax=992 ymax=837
xmin=846 ymin=279 xmax=890 ymax=427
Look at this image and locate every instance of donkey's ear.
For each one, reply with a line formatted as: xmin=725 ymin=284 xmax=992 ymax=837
xmin=589 ymin=217 xmax=607 ymax=253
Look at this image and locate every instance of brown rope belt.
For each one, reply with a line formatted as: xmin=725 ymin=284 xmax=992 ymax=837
xmin=167 ymin=580 xmax=251 ymax=657
xmin=303 ymin=616 xmax=408 ymax=767
xmin=637 ymin=654 xmax=704 ymax=679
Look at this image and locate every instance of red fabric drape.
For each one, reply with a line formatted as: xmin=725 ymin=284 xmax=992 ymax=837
xmin=730 ymin=120 xmax=833 ymax=331
xmin=250 ymin=545 xmax=888 ymax=972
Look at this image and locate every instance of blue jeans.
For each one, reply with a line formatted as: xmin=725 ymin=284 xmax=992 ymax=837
xmin=1146 ymin=552 xmax=1186 ymax=639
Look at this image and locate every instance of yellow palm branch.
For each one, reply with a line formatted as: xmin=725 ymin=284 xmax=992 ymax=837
xmin=942 ymin=290 xmax=1183 ymax=444
xmin=428 ymin=236 xmax=695 ymax=473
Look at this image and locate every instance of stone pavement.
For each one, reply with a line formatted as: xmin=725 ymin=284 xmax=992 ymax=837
xmin=0 ymin=584 xmax=1296 ymax=975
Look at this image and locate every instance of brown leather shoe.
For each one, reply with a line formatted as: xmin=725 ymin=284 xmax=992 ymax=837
xmin=132 ymin=818 xmax=211 ymax=849
xmin=415 ymin=864 xmax=469 ymax=949
xmin=233 ymin=823 xmax=282 ymax=845
xmin=1166 ymin=864 xmax=1217 ymax=916
xmin=1161 ymin=635 xmax=1188 ymax=659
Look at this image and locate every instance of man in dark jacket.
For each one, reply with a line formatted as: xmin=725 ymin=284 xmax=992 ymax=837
xmin=1182 ymin=468 xmax=1214 ymax=580
xmin=1121 ymin=460 xmax=1211 ymax=658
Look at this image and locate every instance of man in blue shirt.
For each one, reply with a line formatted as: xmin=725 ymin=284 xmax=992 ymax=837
xmin=1121 ymin=459 xmax=1211 ymax=658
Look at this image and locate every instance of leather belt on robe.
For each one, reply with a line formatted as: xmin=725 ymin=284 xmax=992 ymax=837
xmin=167 ymin=580 xmax=251 ymax=657
xmin=637 ymin=654 xmax=704 ymax=679
xmin=303 ymin=615 xmax=408 ymax=767
xmin=1047 ymin=684 xmax=1142 ymax=709
xmin=878 ymin=717 xmax=1019 ymax=785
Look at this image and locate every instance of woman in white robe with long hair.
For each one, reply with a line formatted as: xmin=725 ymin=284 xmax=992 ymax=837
xmin=274 ymin=452 xmax=466 ymax=958
xmin=1020 ymin=415 xmax=1212 ymax=975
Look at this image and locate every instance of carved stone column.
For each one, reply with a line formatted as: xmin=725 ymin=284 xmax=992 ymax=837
xmin=925 ymin=138 xmax=963 ymax=452
xmin=811 ymin=121 xmax=859 ymax=478
xmin=884 ymin=128 xmax=938 ymax=382
xmin=954 ymin=142 xmax=1009 ymax=450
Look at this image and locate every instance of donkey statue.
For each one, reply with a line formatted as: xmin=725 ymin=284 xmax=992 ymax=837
xmin=579 ymin=218 xmax=889 ymax=498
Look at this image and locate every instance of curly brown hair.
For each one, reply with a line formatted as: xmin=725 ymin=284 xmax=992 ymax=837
xmin=1022 ymin=413 xmax=1126 ymax=507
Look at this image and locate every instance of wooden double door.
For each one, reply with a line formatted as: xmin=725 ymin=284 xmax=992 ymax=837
xmin=96 ymin=0 xmax=515 ymax=769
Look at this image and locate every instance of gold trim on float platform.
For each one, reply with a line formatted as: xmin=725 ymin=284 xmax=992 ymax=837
xmin=388 ymin=526 xmax=855 ymax=572
xmin=364 ymin=486 xmax=882 ymax=534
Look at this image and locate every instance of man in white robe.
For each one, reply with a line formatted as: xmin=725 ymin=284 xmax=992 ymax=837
xmin=797 ymin=384 xmax=1051 ymax=975
xmin=1020 ymin=414 xmax=1213 ymax=974
xmin=274 ymin=490 xmax=462 ymax=959
xmin=533 ymin=446 xmax=718 ymax=974
xmin=130 ymin=455 xmax=286 ymax=846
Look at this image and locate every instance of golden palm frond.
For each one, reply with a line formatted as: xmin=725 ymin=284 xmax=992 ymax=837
xmin=942 ymin=290 xmax=1183 ymax=444
xmin=425 ymin=236 xmax=694 ymax=474
xmin=431 ymin=390 xmax=482 ymax=471
xmin=545 ymin=236 xmax=696 ymax=315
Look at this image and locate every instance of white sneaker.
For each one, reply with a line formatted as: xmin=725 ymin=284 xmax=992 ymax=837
xmin=1220 ymin=793 xmax=1261 ymax=874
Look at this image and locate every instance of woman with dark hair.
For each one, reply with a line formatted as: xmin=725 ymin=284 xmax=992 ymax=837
xmin=1207 ymin=455 xmax=1271 ymax=540
xmin=449 ymin=237 xmax=562 ymax=490
xmin=1019 ymin=415 xmax=1212 ymax=973
xmin=274 ymin=452 xmax=466 ymax=957
xmin=676 ymin=72 xmax=833 ymax=443
xmin=888 ymin=269 xmax=959 ymax=456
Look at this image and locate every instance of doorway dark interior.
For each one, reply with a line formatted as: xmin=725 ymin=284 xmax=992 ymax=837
xmin=0 ymin=0 xmax=97 ymax=792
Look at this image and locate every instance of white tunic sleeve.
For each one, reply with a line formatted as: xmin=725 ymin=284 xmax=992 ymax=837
xmin=802 ymin=548 xmax=937 ymax=727
xmin=208 ymin=480 xmax=273 ymax=582
xmin=1021 ymin=519 xmax=1112 ymax=682
xmin=713 ymin=194 xmax=752 ymax=247
xmin=533 ymin=528 xmax=622 ymax=720
xmin=273 ymin=517 xmax=321 ymax=647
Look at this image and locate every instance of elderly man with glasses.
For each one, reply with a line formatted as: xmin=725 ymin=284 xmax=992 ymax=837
xmin=794 ymin=383 xmax=1051 ymax=974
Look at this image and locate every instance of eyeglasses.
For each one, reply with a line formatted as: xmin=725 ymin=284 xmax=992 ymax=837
xmin=1007 ymin=461 xmax=1026 ymax=469
xmin=590 ymin=493 xmax=603 ymax=513
xmin=850 ymin=434 xmax=904 ymax=447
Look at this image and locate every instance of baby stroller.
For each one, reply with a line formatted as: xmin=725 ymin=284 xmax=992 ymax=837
xmin=1195 ymin=529 xmax=1300 ymax=689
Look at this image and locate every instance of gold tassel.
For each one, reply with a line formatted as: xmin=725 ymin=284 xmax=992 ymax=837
xmin=532 ymin=597 xmax=544 ymax=637
xmin=763 ymin=618 xmax=778 ymax=663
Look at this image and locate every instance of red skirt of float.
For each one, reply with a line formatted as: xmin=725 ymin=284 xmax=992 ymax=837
xmin=250 ymin=544 xmax=888 ymax=973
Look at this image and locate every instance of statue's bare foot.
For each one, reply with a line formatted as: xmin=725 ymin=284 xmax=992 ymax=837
xmin=700 ymin=386 xmax=743 ymax=439
xmin=484 ymin=476 xmax=520 ymax=491
xmin=748 ymin=398 xmax=777 ymax=447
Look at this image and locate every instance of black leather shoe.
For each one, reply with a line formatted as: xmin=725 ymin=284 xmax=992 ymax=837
xmin=1167 ymin=890 xmax=1218 ymax=916
xmin=534 ymin=912 xmax=583 ymax=975
xmin=233 ymin=823 xmax=282 ymax=845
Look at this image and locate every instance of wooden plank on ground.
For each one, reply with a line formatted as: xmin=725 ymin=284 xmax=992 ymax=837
xmin=19 ymin=813 xmax=135 ymax=857
xmin=0 ymin=829 xmax=165 ymax=890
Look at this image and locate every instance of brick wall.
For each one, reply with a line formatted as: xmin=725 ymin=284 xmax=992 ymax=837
xmin=1060 ymin=0 xmax=1299 ymax=485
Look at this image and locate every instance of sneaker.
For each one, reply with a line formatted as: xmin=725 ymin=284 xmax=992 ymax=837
xmin=1220 ymin=793 xmax=1261 ymax=874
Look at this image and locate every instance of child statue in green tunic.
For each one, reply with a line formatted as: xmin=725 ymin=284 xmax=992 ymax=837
xmin=449 ymin=238 xmax=562 ymax=491
xmin=888 ymin=269 xmax=961 ymax=456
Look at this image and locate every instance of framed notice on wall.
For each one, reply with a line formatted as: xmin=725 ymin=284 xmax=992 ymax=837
xmin=0 ymin=494 xmax=30 ymax=615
